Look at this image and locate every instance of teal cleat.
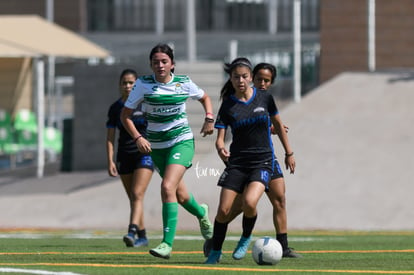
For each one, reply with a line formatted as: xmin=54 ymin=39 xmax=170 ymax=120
xmin=203 ymin=238 xmax=213 ymax=257
xmin=232 ymin=235 xmax=252 ymax=260
xmin=204 ymin=249 xmax=222 ymax=264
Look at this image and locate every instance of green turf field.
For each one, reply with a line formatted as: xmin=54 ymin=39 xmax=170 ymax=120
xmin=0 ymin=230 xmax=413 ymax=274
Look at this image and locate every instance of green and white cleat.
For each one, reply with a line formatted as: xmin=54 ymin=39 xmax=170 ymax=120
xmin=198 ymin=204 xmax=213 ymax=240
xmin=149 ymin=242 xmax=172 ymax=259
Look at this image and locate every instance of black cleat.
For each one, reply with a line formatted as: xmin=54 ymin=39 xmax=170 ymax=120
xmin=283 ymin=247 xmax=302 ymax=258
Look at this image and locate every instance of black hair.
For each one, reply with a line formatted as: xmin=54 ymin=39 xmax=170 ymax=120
xmin=149 ymin=43 xmax=175 ymax=73
xmin=220 ymin=57 xmax=253 ymax=100
xmin=119 ymin=68 xmax=137 ymax=84
xmin=252 ymin=62 xmax=277 ymax=84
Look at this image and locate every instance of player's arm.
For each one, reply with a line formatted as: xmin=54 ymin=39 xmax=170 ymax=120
xmin=198 ymin=93 xmax=214 ymax=137
xmin=271 ymin=124 xmax=289 ymax=135
xmin=271 ymin=114 xmax=295 ymax=174
xmin=120 ymin=107 xmax=152 ymax=153
xmin=106 ymin=127 xmax=118 ymax=177
xmin=215 ymin=128 xmax=229 ymax=163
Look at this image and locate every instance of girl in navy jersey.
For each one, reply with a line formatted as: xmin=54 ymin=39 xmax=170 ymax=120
xmin=204 ymin=58 xmax=295 ymax=264
xmin=204 ymin=63 xmax=300 ymax=259
xmin=251 ymin=63 xmax=300 ymax=257
xmin=106 ymin=69 xmax=154 ymax=248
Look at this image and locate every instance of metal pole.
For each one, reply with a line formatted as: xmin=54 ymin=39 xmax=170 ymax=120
xmin=79 ymin=0 xmax=87 ymax=33
xmin=46 ymin=0 xmax=54 ymax=21
xmin=47 ymin=55 xmax=55 ymax=127
xmin=268 ymin=0 xmax=278 ymax=35
xmin=368 ymin=0 xmax=376 ymax=72
xmin=155 ymin=0 xmax=164 ymax=35
xmin=229 ymin=40 xmax=238 ymax=62
xmin=293 ymin=0 xmax=301 ymax=103
xmin=46 ymin=0 xmax=55 ymax=127
xmin=36 ymin=59 xmax=45 ymax=179
xmin=186 ymin=0 xmax=196 ymax=62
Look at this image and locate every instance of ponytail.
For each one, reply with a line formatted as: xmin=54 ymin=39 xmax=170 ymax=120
xmin=220 ymin=79 xmax=234 ymax=101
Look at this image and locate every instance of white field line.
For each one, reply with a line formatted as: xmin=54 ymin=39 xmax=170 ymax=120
xmin=0 ymin=267 xmax=83 ymax=275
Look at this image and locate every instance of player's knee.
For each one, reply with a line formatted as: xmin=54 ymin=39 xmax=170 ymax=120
xmin=160 ymin=180 xmax=176 ymax=195
xmin=216 ymin=207 xmax=232 ymax=222
xmin=272 ymin=196 xmax=286 ymax=210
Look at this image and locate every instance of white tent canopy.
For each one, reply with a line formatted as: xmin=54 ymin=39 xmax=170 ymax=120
xmin=0 ymin=15 xmax=109 ymax=58
xmin=0 ymin=15 xmax=110 ymax=178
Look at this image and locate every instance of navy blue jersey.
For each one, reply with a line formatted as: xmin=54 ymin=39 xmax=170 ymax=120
xmin=106 ymin=98 xmax=148 ymax=157
xmin=215 ymin=88 xmax=278 ymax=169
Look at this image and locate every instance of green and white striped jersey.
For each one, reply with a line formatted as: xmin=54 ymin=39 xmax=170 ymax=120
xmin=125 ymin=73 xmax=205 ymax=149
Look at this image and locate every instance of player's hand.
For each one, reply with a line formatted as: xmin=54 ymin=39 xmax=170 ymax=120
xmin=283 ymin=124 xmax=289 ymax=133
xmin=270 ymin=124 xmax=289 ymax=135
xmin=135 ymin=137 xmax=152 ymax=154
xmin=108 ymin=162 xmax=118 ymax=177
xmin=285 ymin=154 xmax=295 ymax=174
xmin=217 ymin=147 xmax=230 ymax=163
xmin=200 ymin=121 xmax=214 ymax=137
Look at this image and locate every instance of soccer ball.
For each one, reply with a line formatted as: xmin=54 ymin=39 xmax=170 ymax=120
xmin=252 ymin=237 xmax=283 ymax=265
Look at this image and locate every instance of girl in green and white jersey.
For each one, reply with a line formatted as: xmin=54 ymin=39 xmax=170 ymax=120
xmin=121 ymin=43 xmax=214 ymax=259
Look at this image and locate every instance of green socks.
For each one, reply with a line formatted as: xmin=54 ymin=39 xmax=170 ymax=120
xmin=181 ymin=193 xmax=205 ymax=219
xmin=162 ymin=202 xmax=178 ymax=246
xmin=162 ymin=195 xmax=205 ymax=247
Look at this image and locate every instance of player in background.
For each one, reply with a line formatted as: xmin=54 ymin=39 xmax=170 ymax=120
xmin=234 ymin=62 xmax=300 ymax=258
xmin=106 ymin=69 xmax=154 ymax=248
xmin=121 ymin=43 xmax=214 ymax=259
xmin=252 ymin=63 xmax=300 ymax=257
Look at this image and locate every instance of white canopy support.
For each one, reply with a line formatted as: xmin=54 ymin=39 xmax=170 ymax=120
xmin=35 ymin=59 xmax=45 ymax=179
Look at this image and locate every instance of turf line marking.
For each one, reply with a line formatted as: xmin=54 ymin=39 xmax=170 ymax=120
xmin=2 ymin=263 xmax=414 ymax=274
xmin=1 ymin=249 xmax=413 ymax=256
xmin=0 ymin=267 xmax=83 ymax=275
xmin=299 ymin=249 xmax=414 ymax=254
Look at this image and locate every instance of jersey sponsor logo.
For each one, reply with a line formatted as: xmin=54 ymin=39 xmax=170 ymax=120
xmin=173 ymin=153 xmax=181 ymax=159
xmin=233 ymin=114 xmax=268 ymax=129
xmin=254 ymin=107 xmax=265 ymax=113
xmin=152 ymin=106 xmax=181 ymax=114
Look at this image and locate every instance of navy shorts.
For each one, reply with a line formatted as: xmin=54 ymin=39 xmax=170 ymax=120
xmin=271 ymin=159 xmax=284 ymax=180
xmin=218 ymin=167 xmax=272 ymax=194
xmin=117 ymin=153 xmax=154 ymax=175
